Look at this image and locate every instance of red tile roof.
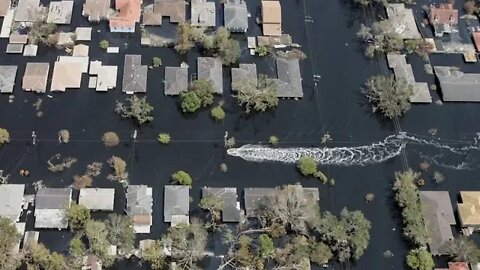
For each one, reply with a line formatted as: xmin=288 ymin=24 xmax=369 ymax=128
xmin=448 ymin=262 xmax=470 ymax=270
xmin=109 ymin=0 xmax=141 ymax=29
xmin=429 ymin=4 xmax=458 ymax=25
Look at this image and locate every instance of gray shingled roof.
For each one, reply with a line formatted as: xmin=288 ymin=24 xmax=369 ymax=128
xmin=0 ymin=184 xmax=25 ymax=222
xmin=0 ymin=66 xmax=17 ymax=93
xmin=419 ymin=191 xmax=456 ymax=255
xmin=231 ymin=63 xmax=257 ymax=91
xmin=202 ymin=187 xmax=241 ymax=222
xmin=434 ymin=66 xmax=480 ymax=102
xmin=164 ymin=66 xmax=188 ymax=95
xmin=198 ymin=57 xmax=223 ymax=94
xmin=224 ymin=0 xmax=248 ymax=32
xmin=164 ymin=185 xmax=189 ymax=222
xmin=275 ymin=58 xmax=303 ymax=98
xmin=35 ymin=188 xmax=71 ymax=209
xmin=122 ymin=55 xmax=147 ymax=93
xmin=126 ymin=185 xmax=153 ymax=216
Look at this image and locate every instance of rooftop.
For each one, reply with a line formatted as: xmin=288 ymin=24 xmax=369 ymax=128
xmin=164 ymin=185 xmax=189 ymax=223
xmin=275 ymin=58 xmax=303 ymax=98
xmin=79 ymin=188 xmax=115 ymax=211
xmin=419 ymin=191 xmax=456 ymax=255
xmin=429 ymin=4 xmax=458 ymax=25
xmin=82 ymin=254 xmax=102 ymax=270
xmin=0 ymin=65 xmax=18 ymax=93
xmin=23 ymin=62 xmax=49 ymax=93
xmin=50 ymin=61 xmax=83 ymax=92
xmin=122 ymin=55 xmax=147 ymax=93
xmin=197 ymin=57 xmax=223 ymax=94
xmin=164 ymin=66 xmax=188 ymax=95
xmin=109 ymin=0 xmax=141 ymax=30
xmin=385 ymin=3 xmax=421 ymax=39
xmin=155 ymin=0 xmax=185 ymax=23
xmin=46 ymin=1 xmax=74 ymax=24
xmin=126 ymin=185 xmax=153 ymax=233
xmin=458 ymin=191 xmax=480 ymax=227
xmin=191 ymin=0 xmax=216 ymax=27
xmin=434 ymin=66 xmax=480 ymax=102
xmin=224 ymin=0 xmax=248 ymax=32
xmin=0 ymin=0 xmax=10 ymax=17
xmin=14 ymin=0 xmax=45 ymax=22
xmin=75 ymin=27 xmax=92 ymax=41
xmin=83 ymin=0 xmax=110 ymax=22
xmin=0 ymin=184 xmax=25 ymax=222
xmin=34 ymin=188 xmax=72 ymax=229
xmin=261 ymin=0 xmax=281 ymax=36
xmin=202 ymin=187 xmax=241 ymax=222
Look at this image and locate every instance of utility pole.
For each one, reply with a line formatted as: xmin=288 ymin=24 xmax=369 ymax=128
xmin=132 ymin=130 xmax=137 ymax=143
xmin=224 ymin=131 xmax=228 ymax=147
xmin=31 ymin=131 xmax=37 ymax=145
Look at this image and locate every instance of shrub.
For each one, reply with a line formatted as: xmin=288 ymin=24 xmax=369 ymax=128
xmin=107 ymin=156 xmax=128 ymax=185
xmin=211 ymin=106 xmax=225 ymax=121
xmin=115 ymin=95 xmax=154 ymax=125
xmin=158 ymin=133 xmax=171 ymax=144
xmin=152 ymin=57 xmax=162 ymax=68
xmin=406 ymin=249 xmax=434 ymax=270
xmin=73 ymin=175 xmax=93 ymax=190
xmin=180 ymin=91 xmax=202 ymax=113
xmin=102 ymin=132 xmax=120 ymax=147
xmin=220 ymin=163 xmax=228 ymax=172
xmin=99 ymin=39 xmax=109 ymax=50
xmin=269 ymin=136 xmax=279 ymax=145
xmin=67 ymin=203 xmax=91 ymax=231
xmin=0 ymin=128 xmax=10 ymax=145
xmin=58 ymin=129 xmax=69 ymax=143
xmin=171 ymin=170 xmax=192 ymax=186
xmin=297 ymin=156 xmax=317 ymax=176
xmin=433 ymin=171 xmax=445 ymax=184
xmin=255 ymin=45 xmax=269 ymax=56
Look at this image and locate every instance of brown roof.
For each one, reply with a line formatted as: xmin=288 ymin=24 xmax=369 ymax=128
xmin=153 ymin=0 xmax=185 ymax=23
xmin=133 ymin=214 xmax=152 ymax=225
xmin=429 ymin=4 xmax=458 ymax=25
xmin=262 ymin=0 xmax=281 ymax=23
xmin=110 ymin=0 xmax=141 ymax=28
xmin=83 ymin=0 xmax=110 ymax=21
xmin=448 ymin=262 xmax=469 ymax=270
xmin=50 ymin=62 xmax=83 ymax=92
xmin=473 ymin=32 xmax=480 ymax=52
xmin=23 ymin=63 xmax=49 ymax=92
xmin=458 ymin=191 xmax=480 ymax=226
xmin=0 ymin=0 xmax=11 ymax=17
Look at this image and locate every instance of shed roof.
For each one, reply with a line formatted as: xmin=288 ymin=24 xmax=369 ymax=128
xmin=164 ymin=66 xmax=188 ymax=95
xmin=23 ymin=231 xmax=39 ymax=248
xmin=75 ymin=27 xmax=92 ymax=41
xmin=191 ymin=0 xmax=216 ymax=27
xmin=0 ymin=66 xmax=17 ymax=93
xmin=224 ymin=0 xmax=248 ymax=32
xmin=23 ymin=44 xmax=38 ymax=57
xmin=47 ymin=1 xmax=74 ymax=24
xmin=434 ymin=66 xmax=480 ymax=102
xmin=122 ymin=55 xmax=147 ymax=93
xmin=0 ymin=184 xmax=25 ymax=222
xmin=275 ymin=58 xmax=303 ymax=98
xmin=6 ymin=44 xmax=23 ymax=54
xmin=23 ymin=62 xmax=49 ymax=92
xmin=79 ymin=188 xmax=115 ymax=211
xmin=202 ymin=187 xmax=241 ymax=222
xmin=164 ymin=185 xmax=189 ymax=222
xmin=198 ymin=57 xmax=223 ymax=94
xmin=231 ymin=63 xmax=257 ymax=91
xmin=419 ymin=191 xmax=456 ymax=255
xmin=458 ymin=191 xmax=480 ymax=226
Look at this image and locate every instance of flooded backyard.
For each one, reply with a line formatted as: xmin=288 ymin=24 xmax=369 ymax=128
xmin=1 ymin=0 xmax=480 ymax=269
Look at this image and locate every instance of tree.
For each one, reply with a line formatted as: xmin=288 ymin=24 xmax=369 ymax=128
xmin=175 ymin=22 xmax=202 ymax=54
xmin=211 ymin=105 xmax=225 ymax=121
xmin=24 ymin=242 xmax=68 ymax=270
xmin=99 ymin=39 xmax=109 ymax=50
xmin=67 ymin=203 xmax=91 ymax=231
xmin=104 ymin=214 xmax=135 ymax=253
xmin=310 ymin=242 xmax=333 ymax=265
xmin=255 ymin=45 xmax=269 ymax=56
xmin=115 ymin=95 xmax=154 ymax=125
xmin=297 ymin=156 xmax=317 ymax=176
xmin=85 ymin=220 xmax=112 ymax=262
xmin=180 ymin=79 xmax=215 ymax=113
xmin=259 ymin=234 xmax=274 ymax=259
xmin=199 ymin=195 xmax=224 ymax=225
xmin=107 ymin=156 xmax=128 ymax=184
xmin=172 ymin=170 xmax=192 ymax=186
xmin=357 ymin=20 xmax=403 ymax=58
xmin=162 ymin=220 xmax=208 ymax=270
xmin=0 ymin=128 xmax=9 ymax=145
xmin=73 ymin=174 xmax=93 ymax=190
xmin=317 ymin=208 xmax=371 ymax=262
xmin=152 ymin=57 xmax=162 ymax=68
xmin=205 ymin=27 xmax=240 ymax=65
xmin=234 ymin=75 xmax=278 ymax=113
xmin=269 ymin=136 xmax=279 ymax=145
xmin=406 ymin=249 xmax=435 ymax=270
xmin=68 ymin=236 xmax=86 ymax=267
xmin=444 ymin=235 xmax=480 ymax=263
xmin=142 ymin=240 xmax=166 ymax=270
xmin=0 ymin=217 xmax=21 ymax=270
xmin=28 ymin=22 xmax=57 ymax=46
xmin=101 ymin=132 xmax=120 ymax=147
xmin=180 ymin=91 xmax=202 ymax=113
xmin=363 ymin=75 xmax=413 ymax=119
xmin=158 ymin=133 xmax=171 ymax=144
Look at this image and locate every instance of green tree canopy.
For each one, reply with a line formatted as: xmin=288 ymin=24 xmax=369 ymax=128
xmin=199 ymin=195 xmax=224 ymax=223
xmin=210 ymin=106 xmax=225 ymax=121
xmin=67 ymin=203 xmax=91 ymax=231
xmin=0 ymin=217 xmax=21 ymax=270
xmin=104 ymin=214 xmax=135 ymax=253
xmin=142 ymin=240 xmax=166 ymax=270
xmin=357 ymin=20 xmax=404 ymax=58
xmin=443 ymin=235 xmax=480 ymax=263
xmin=259 ymin=234 xmax=275 ymax=259
xmin=234 ymin=75 xmax=278 ymax=113
xmin=172 ymin=170 xmax=193 ymax=186
xmin=115 ymin=95 xmax=154 ymax=125
xmin=297 ymin=156 xmax=317 ymax=176
xmin=406 ymin=249 xmax=435 ymax=270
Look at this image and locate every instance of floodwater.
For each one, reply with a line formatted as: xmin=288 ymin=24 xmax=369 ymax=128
xmin=1 ymin=0 xmax=480 ymax=269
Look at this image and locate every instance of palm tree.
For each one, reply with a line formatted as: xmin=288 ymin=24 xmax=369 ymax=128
xmin=444 ymin=236 xmax=480 ymax=263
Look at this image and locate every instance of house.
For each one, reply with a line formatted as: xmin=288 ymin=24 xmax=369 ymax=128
xmin=428 ymin=4 xmax=458 ymax=37
xmin=224 ymin=0 xmax=248 ymax=33
xmin=202 ymin=187 xmax=241 ymax=222
xmin=434 ymin=66 xmax=480 ymax=102
xmin=89 ymin=61 xmax=118 ymax=92
xmin=191 ymin=0 xmax=216 ymax=27
xmin=34 ymin=188 xmax=72 ymax=229
xmin=75 ymin=27 xmax=92 ymax=41
xmin=122 ymin=55 xmax=147 ymax=94
xmin=79 ymin=188 xmax=115 ymax=211
xmin=143 ymin=0 xmax=185 ymax=25
xmin=82 ymin=255 xmax=102 ymax=270
xmin=23 ymin=63 xmax=49 ymax=93
xmin=0 ymin=184 xmax=25 ymax=222
xmin=458 ymin=192 xmax=480 ymax=231
xmin=82 ymin=0 xmax=110 ymax=22
xmin=50 ymin=60 xmax=84 ymax=92
xmin=387 ymin=54 xmax=431 ymax=103
xmin=0 ymin=0 xmax=10 ymax=17
xmin=231 ymin=63 xmax=257 ymax=91
xmin=0 ymin=66 xmax=18 ymax=93
xmin=46 ymin=1 xmax=74 ymax=24
xmin=197 ymin=57 xmax=223 ymax=94
xmin=419 ymin=191 xmax=456 ymax=255
xmin=126 ymin=185 xmax=153 ymax=233
xmin=385 ymin=3 xmax=421 ymax=39
xmin=164 ymin=66 xmax=188 ymax=95
xmin=109 ymin=0 xmax=142 ymax=32
xmin=164 ymin=185 xmax=189 ymax=226
xmin=244 ymin=186 xmax=319 ymax=217
xmin=274 ymin=58 xmax=303 ymax=98
xmin=261 ymin=0 xmax=281 ymax=36
xmin=14 ymin=0 xmax=45 ymax=22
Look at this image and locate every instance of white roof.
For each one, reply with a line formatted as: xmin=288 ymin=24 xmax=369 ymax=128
xmin=79 ymin=188 xmax=115 ymax=211
xmin=75 ymin=27 xmax=92 ymax=41
xmin=34 ymin=209 xmax=68 ymax=229
xmin=0 ymin=184 xmax=25 ymax=222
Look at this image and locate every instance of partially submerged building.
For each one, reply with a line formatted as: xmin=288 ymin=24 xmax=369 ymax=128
xmin=428 ymin=3 xmax=458 ymax=37
xmin=231 ymin=63 xmax=257 ymax=91
xmin=46 ymin=1 xmax=74 ymax=24
xmin=109 ymin=0 xmax=141 ymax=32
xmin=387 ymin=54 xmax=431 ymax=103
xmin=274 ymin=58 xmax=303 ymax=98
xmin=261 ymin=0 xmax=281 ymax=36
xmin=89 ymin=61 xmax=118 ymax=92
xmin=434 ymin=66 xmax=480 ymax=102
xmin=202 ymin=187 xmax=241 ymax=222
xmin=75 ymin=27 xmax=92 ymax=41
xmin=126 ymin=185 xmax=153 ymax=233
xmin=0 ymin=65 xmax=18 ymax=93
xmin=458 ymin=192 xmax=480 ymax=232
xmin=14 ymin=0 xmax=45 ymax=22
xmin=34 ymin=188 xmax=72 ymax=229
xmin=122 ymin=54 xmax=147 ymax=94
xmin=23 ymin=63 xmax=49 ymax=93
xmin=191 ymin=0 xmax=216 ymax=27
xmin=51 ymin=56 xmax=88 ymax=92
xmin=386 ymin=3 xmax=421 ymax=40
xmin=79 ymin=188 xmax=115 ymax=211
xmin=419 ymin=191 xmax=455 ymax=255
xmin=197 ymin=57 xmax=223 ymax=94
xmin=83 ymin=0 xmax=110 ymax=22
xmin=164 ymin=185 xmax=189 ymax=226
xmin=143 ymin=0 xmax=185 ymax=25
xmin=164 ymin=66 xmax=188 ymax=95
xmin=224 ymin=0 xmax=248 ymax=33
xmin=0 ymin=184 xmax=25 ymax=222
